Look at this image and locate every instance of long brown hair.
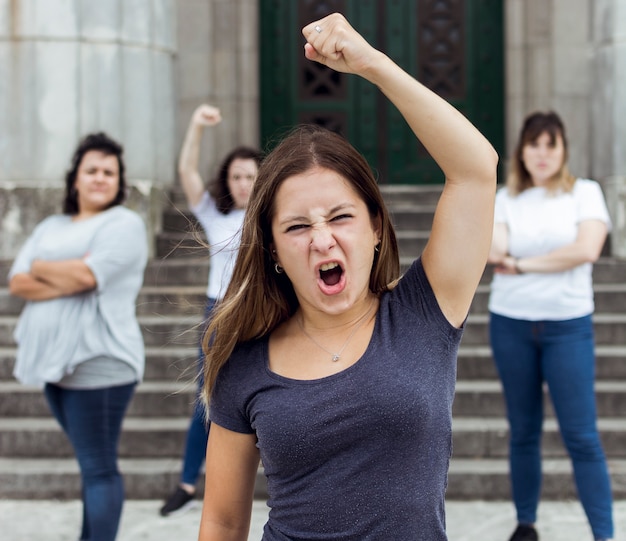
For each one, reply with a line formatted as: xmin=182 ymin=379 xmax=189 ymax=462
xmin=507 ymin=111 xmax=575 ymax=196
xmin=208 ymin=146 xmax=263 ymax=214
xmin=202 ymin=124 xmax=400 ymax=401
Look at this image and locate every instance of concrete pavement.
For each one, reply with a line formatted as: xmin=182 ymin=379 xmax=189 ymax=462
xmin=1 ymin=499 xmax=625 ymax=540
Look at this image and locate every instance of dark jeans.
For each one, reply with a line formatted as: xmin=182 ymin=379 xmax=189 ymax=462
xmin=489 ymin=313 xmax=613 ymax=539
xmin=44 ymin=381 xmax=136 ymax=541
xmin=180 ymin=298 xmax=215 ymax=487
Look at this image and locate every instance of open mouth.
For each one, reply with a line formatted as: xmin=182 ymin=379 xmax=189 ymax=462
xmin=319 ymin=262 xmax=343 ymax=286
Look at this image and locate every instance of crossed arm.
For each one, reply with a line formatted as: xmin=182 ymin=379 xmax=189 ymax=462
xmin=489 ymin=220 xmax=608 ymax=275
xmin=9 ymin=258 xmax=97 ymax=301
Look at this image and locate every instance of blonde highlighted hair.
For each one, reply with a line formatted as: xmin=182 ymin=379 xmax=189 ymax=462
xmin=507 ymin=111 xmax=575 ymax=196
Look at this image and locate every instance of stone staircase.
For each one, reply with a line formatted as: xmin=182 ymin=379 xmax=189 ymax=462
xmin=0 ymin=185 xmax=625 ymax=501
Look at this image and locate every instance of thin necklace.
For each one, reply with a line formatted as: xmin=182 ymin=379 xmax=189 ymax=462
xmin=296 ymin=299 xmax=377 ymax=362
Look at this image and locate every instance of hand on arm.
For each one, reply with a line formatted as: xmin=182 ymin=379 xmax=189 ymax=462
xmin=495 ymin=219 xmax=608 ymax=275
xmin=488 ymin=223 xmax=509 ymax=265
xmin=178 ymin=105 xmax=222 ymax=208
xmin=303 ymin=13 xmax=499 ymax=326
xmin=198 ymin=424 xmax=260 ymax=541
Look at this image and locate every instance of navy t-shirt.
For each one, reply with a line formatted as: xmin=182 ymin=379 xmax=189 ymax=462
xmin=210 ymin=258 xmax=464 ymax=540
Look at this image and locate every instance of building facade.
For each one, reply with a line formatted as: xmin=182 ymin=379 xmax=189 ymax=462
xmin=1 ymin=0 xmax=625 ymax=257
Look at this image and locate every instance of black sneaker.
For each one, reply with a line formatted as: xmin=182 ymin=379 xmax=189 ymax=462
xmin=509 ymin=524 xmax=538 ymax=541
xmin=159 ymin=487 xmax=196 ymax=517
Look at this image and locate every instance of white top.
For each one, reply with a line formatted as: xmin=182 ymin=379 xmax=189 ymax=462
xmin=9 ymin=206 xmax=148 ymax=386
xmin=488 ymin=178 xmax=612 ymax=321
xmin=190 ymin=192 xmax=245 ymax=300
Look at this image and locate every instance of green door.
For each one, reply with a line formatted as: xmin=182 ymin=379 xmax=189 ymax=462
xmin=260 ymin=0 xmax=504 ymax=184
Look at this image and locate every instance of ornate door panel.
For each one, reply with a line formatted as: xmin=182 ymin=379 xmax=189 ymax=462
xmin=260 ymin=0 xmax=504 ymax=184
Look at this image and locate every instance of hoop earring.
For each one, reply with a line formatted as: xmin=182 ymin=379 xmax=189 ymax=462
xmin=374 ymin=243 xmax=380 ymax=253
xmin=274 ymin=263 xmax=284 ymax=274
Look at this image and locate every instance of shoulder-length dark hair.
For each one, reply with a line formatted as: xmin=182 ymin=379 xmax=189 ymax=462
xmin=202 ymin=124 xmax=400 ymax=400
xmin=63 ymin=132 xmax=126 ymax=215
xmin=208 ymin=146 xmax=264 ymax=214
xmin=507 ymin=111 xmax=575 ymax=196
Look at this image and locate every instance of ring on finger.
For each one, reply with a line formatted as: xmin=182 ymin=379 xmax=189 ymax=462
xmin=314 ymin=25 xmax=322 ymax=33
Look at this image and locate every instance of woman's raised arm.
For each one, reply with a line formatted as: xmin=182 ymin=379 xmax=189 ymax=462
xmin=302 ymin=13 xmax=498 ymax=326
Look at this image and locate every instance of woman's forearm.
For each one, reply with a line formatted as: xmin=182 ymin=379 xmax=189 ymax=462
xmin=9 ymin=273 xmax=64 ymax=300
xmin=30 ymin=259 xmax=96 ymax=295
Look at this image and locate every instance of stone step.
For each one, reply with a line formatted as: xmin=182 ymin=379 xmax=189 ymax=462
xmin=134 ymin=286 xmax=206 ymax=316
xmin=380 ymin=184 xmax=444 ymax=206
xmin=0 ymin=258 xmax=210 ymax=289
xmin=0 ymin=286 xmax=207 ymax=318
xmin=0 ymin=314 xmax=202 ymax=349
xmin=0 ymin=346 xmax=198 ymax=381
xmin=461 ymin=312 xmax=626 ymax=346
xmin=451 ymin=417 xmax=626 ymax=458
xmin=1 ymin=344 xmax=625 ymax=383
xmin=162 ymin=208 xmax=201 ymax=233
xmin=155 ymin=232 xmax=210 ymax=260
xmin=143 ymin=257 xmax=208 ymax=288
xmin=2 ymin=255 xmax=625 ymax=290
xmin=446 ymin=457 xmax=626 ymax=500
xmin=0 ymin=381 xmax=197 ymax=418
xmin=3 ymin=379 xmax=626 ymax=419
xmin=5 ymin=281 xmax=626 ymax=319
xmin=164 ymin=185 xmax=447 ymax=211
xmin=1 ymin=456 xmax=625 ymax=501
xmin=452 ymin=380 xmax=626 ymax=418
xmin=454 ymin=345 xmax=626 ymax=380
xmin=470 ymin=283 xmax=626 ymax=314
xmin=2 ymin=416 xmax=625 ymax=460
xmin=0 ymin=457 xmax=266 ymax=500
xmin=2 ymin=345 xmax=626 ymax=384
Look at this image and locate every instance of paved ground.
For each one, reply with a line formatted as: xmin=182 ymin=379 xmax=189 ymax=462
xmin=1 ymin=499 xmax=625 ymax=540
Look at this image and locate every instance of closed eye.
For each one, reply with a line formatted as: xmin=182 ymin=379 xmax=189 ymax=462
xmin=330 ymin=214 xmax=352 ymax=222
xmin=286 ymin=223 xmax=309 ymax=232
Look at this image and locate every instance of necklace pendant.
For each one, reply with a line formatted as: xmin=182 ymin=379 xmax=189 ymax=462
xmin=331 ymin=354 xmax=340 ymax=362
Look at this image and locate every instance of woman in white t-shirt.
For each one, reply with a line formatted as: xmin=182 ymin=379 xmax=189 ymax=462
xmin=488 ymin=111 xmax=614 ymax=541
xmin=159 ymin=105 xmax=262 ymax=516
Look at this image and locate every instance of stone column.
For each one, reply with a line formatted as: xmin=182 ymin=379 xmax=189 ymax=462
xmin=504 ymin=0 xmax=593 ymax=175
xmin=175 ymin=0 xmax=259 ymax=184
xmin=592 ymin=0 xmax=626 ymax=257
xmin=0 ymin=0 xmax=177 ymax=258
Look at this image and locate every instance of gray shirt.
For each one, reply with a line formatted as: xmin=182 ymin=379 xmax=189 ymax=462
xmin=210 ymin=258 xmax=464 ymax=541
xmin=9 ymin=206 xmax=148 ymax=387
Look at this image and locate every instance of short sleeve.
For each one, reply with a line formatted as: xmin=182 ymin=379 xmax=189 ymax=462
xmin=8 ymin=217 xmax=56 ymax=279
xmin=189 ymin=191 xmax=217 ymax=221
xmin=83 ymin=209 xmax=148 ymax=292
xmin=208 ymin=343 xmax=260 ymax=435
xmin=493 ymin=186 xmax=509 ymax=225
xmin=576 ymin=179 xmax=612 ymax=231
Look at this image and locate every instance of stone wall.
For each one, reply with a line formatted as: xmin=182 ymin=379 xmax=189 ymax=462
xmin=0 ymin=0 xmax=177 ymax=258
xmin=175 ymin=0 xmax=259 ymax=187
xmin=505 ymin=0 xmax=593 ymax=176
xmin=592 ymin=0 xmax=626 ymax=257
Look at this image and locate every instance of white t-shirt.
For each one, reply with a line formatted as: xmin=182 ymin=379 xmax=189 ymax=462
xmin=191 ymin=192 xmax=245 ymax=300
xmin=488 ymin=178 xmax=612 ymax=320
xmin=9 ymin=206 xmax=148 ymax=386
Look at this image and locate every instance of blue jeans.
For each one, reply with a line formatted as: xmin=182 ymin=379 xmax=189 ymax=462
xmin=44 ymin=381 xmax=136 ymax=541
xmin=180 ymin=298 xmax=215 ymax=487
xmin=489 ymin=313 xmax=613 ymax=539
